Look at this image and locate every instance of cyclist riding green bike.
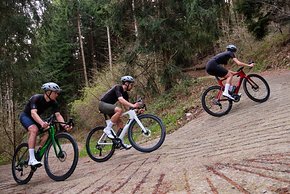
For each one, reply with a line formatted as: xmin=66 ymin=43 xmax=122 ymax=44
xmin=99 ymin=76 xmax=142 ymax=149
xmin=19 ymin=82 xmax=72 ymax=167
xmin=205 ymin=44 xmax=254 ymax=100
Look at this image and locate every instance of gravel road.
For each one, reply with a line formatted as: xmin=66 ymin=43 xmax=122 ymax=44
xmin=0 ymin=70 xmax=289 ymax=194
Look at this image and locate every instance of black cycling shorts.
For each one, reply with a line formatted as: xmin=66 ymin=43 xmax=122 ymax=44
xmin=206 ymin=60 xmax=228 ymax=77
xmin=99 ymin=101 xmax=116 ymax=117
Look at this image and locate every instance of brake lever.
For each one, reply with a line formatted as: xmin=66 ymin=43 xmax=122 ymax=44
xmin=67 ymin=118 xmax=74 ymax=127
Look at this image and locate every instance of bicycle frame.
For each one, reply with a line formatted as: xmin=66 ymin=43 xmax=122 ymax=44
xmin=35 ymin=125 xmax=64 ymax=161
xmin=215 ymin=68 xmax=248 ymax=98
xmin=99 ymin=109 xmax=147 ymax=145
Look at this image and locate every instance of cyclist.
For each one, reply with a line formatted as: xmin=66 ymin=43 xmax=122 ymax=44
xmin=99 ymin=76 xmax=140 ymax=148
xmin=206 ymin=44 xmax=254 ymax=100
xmin=19 ymin=82 xmax=72 ymax=167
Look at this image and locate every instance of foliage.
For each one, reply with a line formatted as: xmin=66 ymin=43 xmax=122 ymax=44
xmin=236 ymin=0 xmax=290 ymax=40
xmin=0 ymin=0 xmax=47 ymax=165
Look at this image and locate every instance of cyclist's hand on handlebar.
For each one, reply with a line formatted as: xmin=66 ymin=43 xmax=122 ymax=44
xmin=41 ymin=121 xmax=49 ymax=129
xmin=248 ymin=62 xmax=254 ymax=67
xmin=62 ymin=124 xmax=73 ymax=132
xmin=132 ymin=102 xmax=140 ymax=109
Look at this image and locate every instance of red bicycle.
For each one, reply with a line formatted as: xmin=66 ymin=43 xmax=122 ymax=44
xmin=201 ymin=66 xmax=270 ymax=117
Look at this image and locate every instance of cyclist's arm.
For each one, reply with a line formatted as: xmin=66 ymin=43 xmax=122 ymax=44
xmin=233 ymin=58 xmax=254 ymax=67
xmin=55 ymin=112 xmax=72 ymax=131
xmin=55 ymin=112 xmax=65 ymax=123
xmin=31 ymin=109 xmax=48 ymax=128
xmin=118 ymin=97 xmax=138 ymax=109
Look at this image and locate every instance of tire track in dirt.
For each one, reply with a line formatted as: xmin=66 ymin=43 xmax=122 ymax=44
xmin=0 ymin=70 xmax=289 ymax=193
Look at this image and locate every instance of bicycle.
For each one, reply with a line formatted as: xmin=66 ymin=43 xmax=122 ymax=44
xmin=201 ymin=66 xmax=270 ymax=117
xmin=86 ymin=99 xmax=166 ymax=162
xmin=12 ymin=114 xmax=79 ymax=184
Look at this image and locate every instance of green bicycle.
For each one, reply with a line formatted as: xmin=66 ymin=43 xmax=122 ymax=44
xmin=12 ymin=115 xmax=79 ymax=184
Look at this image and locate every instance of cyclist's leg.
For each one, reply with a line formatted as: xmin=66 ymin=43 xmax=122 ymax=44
xmin=20 ymin=113 xmax=42 ymax=166
xmin=39 ymin=133 xmax=49 ymax=148
xmin=111 ymin=107 xmax=122 ymax=123
xmin=217 ymin=67 xmax=234 ymax=99
xmin=115 ymin=119 xmax=124 ymax=133
xmin=99 ymin=101 xmax=119 ymax=138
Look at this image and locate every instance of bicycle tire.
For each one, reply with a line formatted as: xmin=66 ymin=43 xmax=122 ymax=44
xmin=243 ymin=74 xmax=270 ymax=103
xmin=86 ymin=126 xmax=115 ymax=162
xmin=201 ymin=85 xmax=233 ymax=117
xmin=12 ymin=143 xmax=34 ymax=184
xmin=128 ymin=114 xmax=166 ymax=153
xmin=44 ymin=132 xmax=79 ymax=181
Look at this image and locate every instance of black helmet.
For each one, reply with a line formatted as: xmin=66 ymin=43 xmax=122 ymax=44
xmin=121 ymin=76 xmax=134 ymax=83
xmin=41 ymin=82 xmax=62 ymax=92
xmin=226 ymin=44 xmax=237 ymax=52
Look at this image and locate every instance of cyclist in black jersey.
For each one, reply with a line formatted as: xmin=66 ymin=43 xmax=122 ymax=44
xmin=206 ymin=44 xmax=254 ymax=100
xmin=19 ymin=82 xmax=72 ymax=167
xmin=99 ymin=76 xmax=140 ymax=148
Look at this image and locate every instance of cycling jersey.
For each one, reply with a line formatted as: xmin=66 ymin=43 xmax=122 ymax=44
xmin=100 ymin=85 xmax=129 ymax=104
xmin=206 ymin=51 xmax=235 ymax=77
xmin=212 ymin=51 xmax=235 ymax=64
xmin=23 ymin=94 xmax=59 ymax=116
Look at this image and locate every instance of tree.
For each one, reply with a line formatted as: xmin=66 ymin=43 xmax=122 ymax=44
xmin=0 ymin=0 xmax=46 ymax=160
xmin=236 ymin=0 xmax=290 ymax=39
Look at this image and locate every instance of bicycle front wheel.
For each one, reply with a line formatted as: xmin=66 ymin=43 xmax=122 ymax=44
xmin=243 ymin=74 xmax=270 ymax=102
xmin=201 ymin=85 xmax=232 ymax=117
xmin=12 ymin=143 xmax=34 ymax=184
xmin=86 ymin=126 xmax=115 ymax=162
xmin=44 ymin=133 xmax=79 ymax=181
xmin=128 ymin=114 xmax=166 ymax=153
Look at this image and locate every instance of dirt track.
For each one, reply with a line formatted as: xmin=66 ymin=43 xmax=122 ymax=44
xmin=0 ymin=70 xmax=289 ymax=194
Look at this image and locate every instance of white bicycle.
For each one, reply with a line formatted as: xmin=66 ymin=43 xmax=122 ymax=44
xmin=86 ymin=102 xmax=166 ymax=162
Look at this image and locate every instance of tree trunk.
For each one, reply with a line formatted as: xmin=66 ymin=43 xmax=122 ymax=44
xmin=106 ymin=26 xmax=113 ymax=81
xmin=77 ymin=12 xmax=89 ymax=87
xmin=132 ymin=0 xmax=138 ymax=38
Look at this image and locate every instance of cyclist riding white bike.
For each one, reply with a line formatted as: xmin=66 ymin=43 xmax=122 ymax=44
xmin=19 ymin=82 xmax=72 ymax=167
xmin=205 ymin=44 xmax=254 ymax=100
xmin=99 ymin=76 xmax=140 ymax=149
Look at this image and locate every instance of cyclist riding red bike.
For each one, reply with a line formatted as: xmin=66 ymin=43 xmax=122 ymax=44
xmin=206 ymin=44 xmax=254 ymax=100
xmin=19 ymin=82 xmax=72 ymax=167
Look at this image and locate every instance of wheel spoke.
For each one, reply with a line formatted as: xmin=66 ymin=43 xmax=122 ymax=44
xmin=86 ymin=127 xmax=115 ymax=162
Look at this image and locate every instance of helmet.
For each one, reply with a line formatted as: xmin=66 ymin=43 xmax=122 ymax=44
xmin=41 ymin=82 xmax=62 ymax=92
xmin=226 ymin=44 xmax=237 ymax=52
xmin=121 ymin=76 xmax=134 ymax=83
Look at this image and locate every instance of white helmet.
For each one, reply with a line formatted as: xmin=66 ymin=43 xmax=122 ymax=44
xmin=121 ymin=76 xmax=134 ymax=83
xmin=226 ymin=44 xmax=237 ymax=52
xmin=41 ymin=82 xmax=62 ymax=92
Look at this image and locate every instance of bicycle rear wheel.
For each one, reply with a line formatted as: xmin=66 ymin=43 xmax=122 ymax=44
xmin=128 ymin=114 xmax=166 ymax=153
xmin=44 ymin=133 xmax=78 ymax=181
xmin=243 ymin=74 xmax=270 ymax=102
xmin=201 ymin=85 xmax=232 ymax=117
xmin=12 ymin=143 xmax=34 ymax=184
xmin=86 ymin=126 xmax=115 ymax=162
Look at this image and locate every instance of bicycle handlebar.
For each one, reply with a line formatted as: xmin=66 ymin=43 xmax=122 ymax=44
xmin=130 ymin=97 xmax=147 ymax=111
xmin=45 ymin=114 xmax=74 ymax=127
xmin=236 ymin=61 xmax=254 ymax=72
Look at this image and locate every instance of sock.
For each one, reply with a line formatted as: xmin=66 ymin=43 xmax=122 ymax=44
xmin=104 ymin=120 xmax=114 ymax=131
xmin=29 ymin=149 xmax=36 ymax=161
xmin=107 ymin=121 xmax=114 ymax=128
xmin=224 ymin=84 xmax=230 ymax=95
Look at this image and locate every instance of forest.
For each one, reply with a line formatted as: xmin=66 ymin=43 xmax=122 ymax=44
xmin=0 ymin=0 xmax=289 ymax=164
